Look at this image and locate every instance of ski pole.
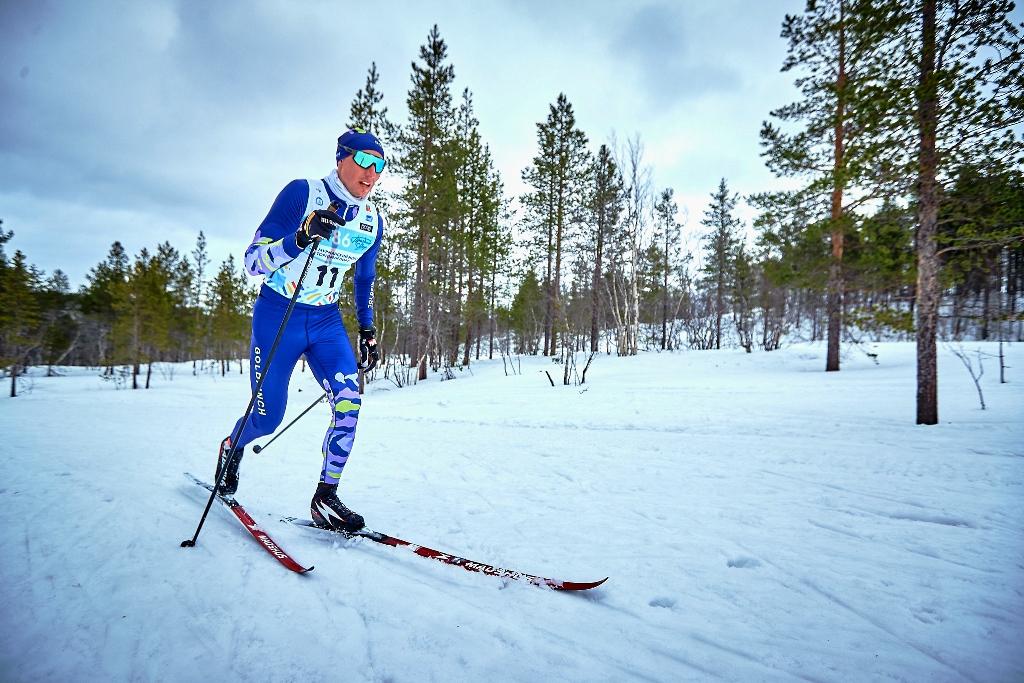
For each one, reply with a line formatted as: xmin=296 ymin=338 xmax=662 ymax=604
xmin=182 ymin=203 xmax=342 ymax=548
xmin=252 ymin=393 xmax=327 ymax=454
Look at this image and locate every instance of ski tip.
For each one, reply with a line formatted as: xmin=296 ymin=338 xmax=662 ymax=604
xmin=557 ymin=577 xmax=608 ymax=591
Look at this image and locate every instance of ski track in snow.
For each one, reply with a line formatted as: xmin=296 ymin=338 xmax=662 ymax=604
xmin=1 ymin=342 xmax=1022 ymax=682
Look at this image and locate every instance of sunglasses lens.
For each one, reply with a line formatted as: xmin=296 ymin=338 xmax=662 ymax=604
xmin=354 ymin=150 xmax=385 ymax=173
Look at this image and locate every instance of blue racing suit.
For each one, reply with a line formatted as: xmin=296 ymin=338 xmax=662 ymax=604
xmin=231 ymin=170 xmax=384 ymax=484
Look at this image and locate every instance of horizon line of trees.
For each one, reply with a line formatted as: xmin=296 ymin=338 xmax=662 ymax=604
xmin=3 ymin=6 xmax=1023 ymax=425
xmin=0 ymin=225 xmax=252 ymax=395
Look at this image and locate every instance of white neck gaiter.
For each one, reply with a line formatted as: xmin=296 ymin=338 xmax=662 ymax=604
xmin=323 ymin=169 xmax=364 ymax=205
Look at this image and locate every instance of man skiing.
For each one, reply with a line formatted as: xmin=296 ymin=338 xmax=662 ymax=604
xmin=216 ymin=128 xmax=386 ymax=533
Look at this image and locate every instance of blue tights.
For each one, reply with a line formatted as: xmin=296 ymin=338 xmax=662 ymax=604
xmin=231 ymin=289 xmax=361 ymax=484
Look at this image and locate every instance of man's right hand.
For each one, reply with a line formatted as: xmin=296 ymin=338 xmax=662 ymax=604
xmin=296 ymin=208 xmax=347 ymax=249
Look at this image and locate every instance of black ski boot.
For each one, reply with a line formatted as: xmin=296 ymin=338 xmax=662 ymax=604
xmin=310 ymin=482 xmax=364 ymax=532
xmin=216 ymin=436 xmax=244 ymax=497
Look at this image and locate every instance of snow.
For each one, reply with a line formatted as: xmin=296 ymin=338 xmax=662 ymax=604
xmin=1 ymin=342 xmax=1022 ymax=682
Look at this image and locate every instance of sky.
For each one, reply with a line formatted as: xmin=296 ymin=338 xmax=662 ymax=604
xmin=0 ymin=0 xmax=814 ymax=286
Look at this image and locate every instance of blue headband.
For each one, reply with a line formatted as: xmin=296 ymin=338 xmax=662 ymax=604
xmin=336 ymin=128 xmax=385 ymax=162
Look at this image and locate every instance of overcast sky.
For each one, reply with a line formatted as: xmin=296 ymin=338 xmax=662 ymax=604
xmin=1 ymin=0 xmax=813 ymax=286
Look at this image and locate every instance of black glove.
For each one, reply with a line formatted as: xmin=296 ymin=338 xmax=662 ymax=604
xmin=296 ymin=205 xmax=347 ymax=250
xmin=358 ymin=326 xmax=379 ymax=372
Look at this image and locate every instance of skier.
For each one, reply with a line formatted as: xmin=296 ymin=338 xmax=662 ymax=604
xmin=216 ymin=128 xmax=386 ymax=532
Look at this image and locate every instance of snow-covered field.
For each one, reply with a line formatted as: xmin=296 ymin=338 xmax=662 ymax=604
xmin=1 ymin=342 xmax=1022 ymax=683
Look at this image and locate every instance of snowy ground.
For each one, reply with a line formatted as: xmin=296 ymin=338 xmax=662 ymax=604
xmin=1 ymin=341 xmax=1022 ymax=683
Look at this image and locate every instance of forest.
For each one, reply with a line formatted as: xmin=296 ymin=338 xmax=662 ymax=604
xmin=1 ymin=1 xmax=1022 ymax=425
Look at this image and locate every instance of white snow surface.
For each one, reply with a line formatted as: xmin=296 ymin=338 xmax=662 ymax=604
xmin=1 ymin=342 xmax=1022 ymax=683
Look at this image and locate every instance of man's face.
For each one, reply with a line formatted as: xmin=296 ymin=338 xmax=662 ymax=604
xmin=337 ymin=150 xmax=383 ymax=199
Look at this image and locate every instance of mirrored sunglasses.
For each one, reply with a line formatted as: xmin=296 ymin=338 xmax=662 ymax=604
xmin=343 ymin=147 xmax=386 ymax=173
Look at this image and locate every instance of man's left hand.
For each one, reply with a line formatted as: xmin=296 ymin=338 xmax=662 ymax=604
xmin=358 ymin=326 xmax=379 ymax=372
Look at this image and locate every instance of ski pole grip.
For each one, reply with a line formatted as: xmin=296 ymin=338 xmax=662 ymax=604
xmin=328 ymin=200 xmax=346 ymax=225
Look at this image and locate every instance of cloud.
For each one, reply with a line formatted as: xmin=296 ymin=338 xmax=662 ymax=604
xmin=0 ymin=2 xmax=364 ymax=209
xmin=0 ymin=0 xmax=399 ymax=281
xmin=612 ymin=4 xmax=739 ymax=108
xmin=0 ymin=0 xmax=804 ymax=286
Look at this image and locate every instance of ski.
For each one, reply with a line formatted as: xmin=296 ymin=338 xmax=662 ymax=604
xmin=185 ymin=473 xmax=312 ymax=574
xmin=282 ymin=516 xmax=606 ymax=591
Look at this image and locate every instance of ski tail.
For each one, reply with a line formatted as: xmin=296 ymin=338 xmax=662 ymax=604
xmin=185 ymin=473 xmax=312 ymax=574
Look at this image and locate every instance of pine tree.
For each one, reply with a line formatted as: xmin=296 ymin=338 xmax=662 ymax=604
xmin=887 ymin=0 xmax=1024 ymax=424
xmin=38 ymin=269 xmax=81 ymax=375
xmin=397 ymin=25 xmax=457 ymax=380
xmin=510 ymin=269 xmax=544 ymax=354
xmin=0 ymin=222 xmax=8 ymax=282
xmin=111 ymin=248 xmax=173 ymax=389
xmin=761 ymin=0 xmax=904 ymax=371
xmin=587 ymin=144 xmax=623 ymax=352
xmin=81 ymin=242 xmax=129 ymax=369
xmin=452 ymin=89 xmax=508 ymax=365
xmin=208 ymin=255 xmax=252 ymax=377
xmin=190 ymin=231 xmax=210 ymax=369
xmin=653 ymin=188 xmax=682 ymax=349
xmin=521 ymin=94 xmax=591 ymax=357
xmin=731 ymin=242 xmax=759 ymax=352
xmin=700 ymin=179 xmax=742 ymax=350
xmin=345 ymin=68 xmax=402 ymax=374
xmin=0 ymin=249 xmax=41 ymax=397
xmin=348 ymin=62 xmax=397 ymax=147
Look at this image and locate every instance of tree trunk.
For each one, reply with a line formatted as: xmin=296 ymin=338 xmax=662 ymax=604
xmin=630 ymin=235 xmax=640 ymax=356
xmin=489 ymin=264 xmax=497 ymax=359
xmin=415 ymin=225 xmax=430 ymax=381
xmin=662 ymin=226 xmax=670 ymax=349
xmin=543 ymin=195 xmax=554 ymax=356
xmin=462 ymin=266 xmax=473 ymax=366
xmin=590 ymin=205 xmax=605 ymax=352
xmin=552 ymin=176 xmax=566 ymax=360
xmin=450 ymin=239 xmax=462 ymax=367
xmin=826 ymin=1 xmax=847 ymax=372
xmin=916 ymin=0 xmax=939 ymax=425
xmin=981 ymin=274 xmax=991 ymax=340
xmin=715 ymin=277 xmax=723 ymax=350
